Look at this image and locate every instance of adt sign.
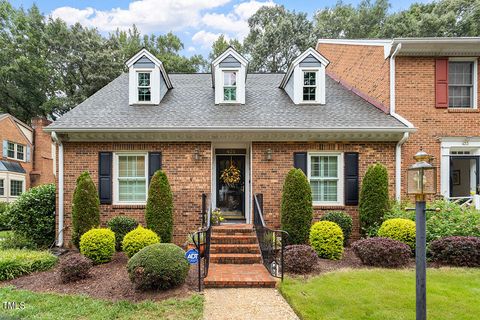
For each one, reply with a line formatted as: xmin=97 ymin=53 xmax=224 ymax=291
xmin=186 ymin=249 xmax=199 ymax=265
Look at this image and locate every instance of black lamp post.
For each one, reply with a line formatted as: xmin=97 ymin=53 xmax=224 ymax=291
xmin=407 ymin=150 xmax=437 ymax=320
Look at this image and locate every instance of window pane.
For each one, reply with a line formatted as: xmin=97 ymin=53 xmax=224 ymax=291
xmin=223 ymin=71 xmax=237 ymax=86
xmin=224 ymin=87 xmax=237 ymax=101
xmin=16 ymin=144 xmax=24 ymax=160
xmin=119 ymin=180 xmax=146 ymax=202
xmin=138 ymin=88 xmax=151 ymax=101
xmin=7 ymin=142 xmax=14 ymax=158
xmin=10 ymin=180 xmax=23 ymax=196
xmin=449 ymin=86 xmax=472 ymax=108
xmin=448 ymin=61 xmax=474 ymax=108
xmin=118 ymin=155 xmax=146 ymax=202
xmin=310 ymin=156 xmax=338 ymax=178
xmin=303 ymin=87 xmax=316 ymax=101
xmin=0 ymin=179 xmax=4 ymax=196
xmin=118 ymin=155 xmax=145 ymax=178
xmin=138 ymin=73 xmax=150 ymax=86
xmin=310 ymin=180 xmax=338 ymax=202
xmin=304 ymin=72 xmax=316 ymax=85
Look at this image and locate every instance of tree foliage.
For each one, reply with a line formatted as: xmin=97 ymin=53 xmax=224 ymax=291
xmin=208 ymin=34 xmax=244 ymax=61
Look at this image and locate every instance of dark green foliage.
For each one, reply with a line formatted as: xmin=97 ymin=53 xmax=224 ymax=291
xmin=284 ymin=245 xmax=318 ymax=274
xmin=59 ymin=253 xmax=93 ymax=283
xmin=352 ymin=237 xmax=412 ymax=268
xmin=7 ymin=184 xmax=56 ymax=248
xmin=429 ymin=236 xmax=480 ymax=267
xmin=0 ymin=202 xmax=10 ymax=231
xmin=359 ymin=163 xmax=389 ymax=237
xmin=107 ymin=216 xmax=139 ymax=251
xmin=127 ymin=243 xmax=189 ymax=290
xmin=320 ymin=211 xmax=353 ymax=246
xmin=145 ymin=170 xmax=173 ymax=243
xmin=280 ymin=168 xmax=313 ymax=245
xmin=0 ymin=231 xmax=36 ymax=250
xmin=72 ymin=172 xmax=100 ymax=248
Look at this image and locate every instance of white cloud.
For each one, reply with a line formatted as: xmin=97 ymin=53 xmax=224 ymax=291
xmin=187 ymin=46 xmax=196 ymax=52
xmin=192 ymin=30 xmax=224 ymax=49
xmin=50 ymin=0 xmax=231 ymax=33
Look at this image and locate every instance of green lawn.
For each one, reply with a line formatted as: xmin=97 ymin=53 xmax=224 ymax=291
xmin=280 ymin=268 xmax=480 ymax=320
xmin=0 ymin=287 xmax=203 ymax=320
xmin=0 ymin=230 xmax=12 ymax=239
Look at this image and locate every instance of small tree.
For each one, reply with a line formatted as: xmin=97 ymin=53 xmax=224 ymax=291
xmin=145 ymin=170 xmax=173 ymax=242
xmin=359 ymin=163 xmax=389 ymax=237
xmin=281 ymin=168 xmax=313 ymax=244
xmin=72 ymin=171 xmax=100 ymax=248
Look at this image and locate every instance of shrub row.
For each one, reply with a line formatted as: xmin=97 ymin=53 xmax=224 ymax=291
xmin=429 ymin=236 xmax=480 ymax=267
xmin=0 ymin=249 xmax=58 ymax=280
xmin=352 ymin=237 xmax=411 ymax=268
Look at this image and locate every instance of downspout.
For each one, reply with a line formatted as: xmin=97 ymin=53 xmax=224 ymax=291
xmin=390 ymin=43 xmax=414 ymax=201
xmin=51 ymin=132 xmax=64 ymax=247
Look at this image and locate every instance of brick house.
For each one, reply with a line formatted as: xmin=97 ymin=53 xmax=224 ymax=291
xmin=317 ymin=37 xmax=480 ymax=202
xmin=45 ymin=47 xmax=412 ymax=248
xmin=0 ymin=114 xmax=55 ymax=202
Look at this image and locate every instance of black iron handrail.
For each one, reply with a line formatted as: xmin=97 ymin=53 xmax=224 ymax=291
xmin=192 ymin=193 xmax=211 ymax=292
xmin=253 ymin=193 xmax=289 ymax=280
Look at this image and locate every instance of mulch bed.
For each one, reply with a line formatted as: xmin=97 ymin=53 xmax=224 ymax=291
xmin=1 ymin=251 xmax=201 ymax=302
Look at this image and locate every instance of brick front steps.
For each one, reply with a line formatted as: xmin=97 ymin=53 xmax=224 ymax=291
xmin=204 ymin=224 xmax=277 ymax=288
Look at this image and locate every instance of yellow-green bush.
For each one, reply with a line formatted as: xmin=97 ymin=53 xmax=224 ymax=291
xmin=79 ymin=228 xmax=115 ymax=264
xmin=378 ymin=218 xmax=416 ymax=250
xmin=309 ymin=221 xmax=344 ymax=260
xmin=122 ymin=226 xmax=160 ymax=258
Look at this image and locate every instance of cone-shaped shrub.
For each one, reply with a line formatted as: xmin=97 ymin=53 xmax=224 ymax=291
xmin=281 ymin=168 xmax=313 ymax=245
xmin=145 ymin=170 xmax=173 ymax=243
xmin=72 ymin=172 xmax=100 ymax=248
xmin=359 ymin=163 xmax=389 ymax=237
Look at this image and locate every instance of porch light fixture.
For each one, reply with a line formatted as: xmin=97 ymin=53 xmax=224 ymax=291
xmin=407 ymin=150 xmax=437 ymax=320
xmin=193 ymin=148 xmax=201 ymax=161
xmin=265 ymin=148 xmax=273 ymax=161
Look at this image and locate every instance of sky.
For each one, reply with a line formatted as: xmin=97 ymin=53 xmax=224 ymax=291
xmin=10 ymin=0 xmax=433 ymax=58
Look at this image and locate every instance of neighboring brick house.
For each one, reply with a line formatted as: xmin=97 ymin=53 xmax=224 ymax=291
xmin=45 ymin=47 xmax=412 ymax=248
xmin=317 ymin=38 xmax=480 ymax=202
xmin=0 ymin=114 xmax=55 ymax=202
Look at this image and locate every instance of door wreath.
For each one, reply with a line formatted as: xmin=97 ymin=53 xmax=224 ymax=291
xmin=220 ymin=159 xmax=241 ymax=186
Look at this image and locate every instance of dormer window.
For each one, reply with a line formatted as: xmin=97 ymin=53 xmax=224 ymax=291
xmin=223 ymin=71 xmax=237 ymax=102
xmin=303 ymin=71 xmax=317 ymax=101
xmin=138 ymin=72 xmax=151 ymax=102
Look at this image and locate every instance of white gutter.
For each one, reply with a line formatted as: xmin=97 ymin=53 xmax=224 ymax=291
xmin=51 ymin=132 xmax=64 ymax=247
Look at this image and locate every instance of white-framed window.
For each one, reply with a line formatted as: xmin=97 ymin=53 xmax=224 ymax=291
xmin=223 ymin=71 xmax=237 ymax=102
xmin=113 ymin=153 xmax=148 ymax=204
xmin=6 ymin=141 xmax=25 ymax=161
xmin=10 ymin=179 xmax=23 ymax=197
xmin=137 ymin=72 xmax=151 ymax=102
xmin=308 ymin=153 xmax=344 ymax=205
xmin=448 ymin=58 xmax=478 ymax=109
xmin=0 ymin=179 xmax=4 ymax=196
xmin=303 ymin=71 xmax=317 ymax=101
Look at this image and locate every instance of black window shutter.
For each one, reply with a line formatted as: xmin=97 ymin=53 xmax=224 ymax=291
xmin=344 ymin=152 xmax=359 ymax=205
xmin=98 ymin=152 xmax=112 ymax=205
xmin=293 ymin=152 xmax=308 ymax=175
xmin=148 ymin=152 xmax=162 ymax=184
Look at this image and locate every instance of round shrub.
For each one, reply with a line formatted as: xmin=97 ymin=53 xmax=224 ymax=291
xmin=107 ymin=216 xmax=139 ymax=251
xmin=320 ymin=211 xmax=353 ymax=246
xmin=80 ymin=228 xmax=115 ymax=264
xmin=309 ymin=221 xmax=344 ymax=260
xmin=352 ymin=237 xmax=411 ymax=268
xmin=122 ymin=226 xmax=160 ymax=258
xmin=378 ymin=218 xmax=416 ymax=250
xmin=281 ymin=168 xmax=313 ymax=245
xmin=127 ymin=243 xmax=189 ymax=290
xmin=429 ymin=236 xmax=480 ymax=267
xmin=60 ymin=253 xmax=93 ymax=283
xmin=284 ymin=245 xmax=318 ymax=274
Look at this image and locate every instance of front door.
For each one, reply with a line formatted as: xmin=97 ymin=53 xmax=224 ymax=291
xmin=450 ymin=156 xmax=480 ymax=197
xmin=216 ymin=154 xmax=245 ymax=220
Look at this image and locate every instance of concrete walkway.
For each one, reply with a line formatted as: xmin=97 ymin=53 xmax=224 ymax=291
xmin=204 ymin=288 xmax=299 ymax=320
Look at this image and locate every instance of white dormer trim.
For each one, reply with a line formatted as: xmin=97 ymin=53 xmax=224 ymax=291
xmin=212 ymin=47 xmax=248 ymax=105
xmin=280 ymin=48 xmax=329 ymax=105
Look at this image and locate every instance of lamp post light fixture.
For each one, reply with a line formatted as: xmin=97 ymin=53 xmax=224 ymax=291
xmin=407 ymin=150 xmax=437 ymax=320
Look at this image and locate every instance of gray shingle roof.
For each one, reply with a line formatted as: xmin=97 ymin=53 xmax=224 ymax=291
xmin=47 ymin=73 xmax=407 ymax=131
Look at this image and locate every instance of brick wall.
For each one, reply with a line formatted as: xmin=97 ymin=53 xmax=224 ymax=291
xmin=59 ymin=142 xmax=211 ymax=247
xmin=251 ymin=141 xmax=396 ymax=240
xmin=317 ymin=43 xmax=390 ymax=112
xmin=30 ymin=118 xmax=55 ymax=187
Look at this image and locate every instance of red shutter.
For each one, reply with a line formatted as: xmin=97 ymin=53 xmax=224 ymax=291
xmin=435 ymin=59 xmax=449 ymax=108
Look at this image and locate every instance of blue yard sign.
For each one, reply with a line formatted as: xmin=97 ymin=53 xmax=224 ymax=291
xmin=186 ymin=249 xmax=199 ymax=264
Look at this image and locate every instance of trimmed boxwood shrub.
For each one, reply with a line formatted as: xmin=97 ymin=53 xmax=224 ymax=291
xmin=359 ymin=163 xmax=389 ymax=236
xmin=378 ymin=218 xmax=416 ymax=250
xmin=320 ymin=211 xmax=353 ymax=246
xmin=60 ymin=253 xmax=93 ymax=283
xmin=80 ymin=228 xmax=115 ymax=264
xmin=429 ymin=236 xmax=480 ymax=267
xmin=7 ymin=184 xmax=56 ymax=248
xmin=146 ymin=170 xmax=174 ymax=243
xmin=122 ymin=226 xmax=160 ymax=258
xmin=352 ymin=237 xmax=411 ymax=268
xmin=309 ymin=221 xmax=344 ymax=260
xmin=107 ymin=216 xmax=139 ymax=251
xmin=72 ymin=172 xmax=100 ymax=248
xmin=127 ymin=243 xmax=189 ymax=290
xmin=284 ymin=245 xmax=318 ymax=274
xmin=281 ymin=168 xmax=313 ymax=245
xmin=0 ymin=249 xmax=58 ymax=280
